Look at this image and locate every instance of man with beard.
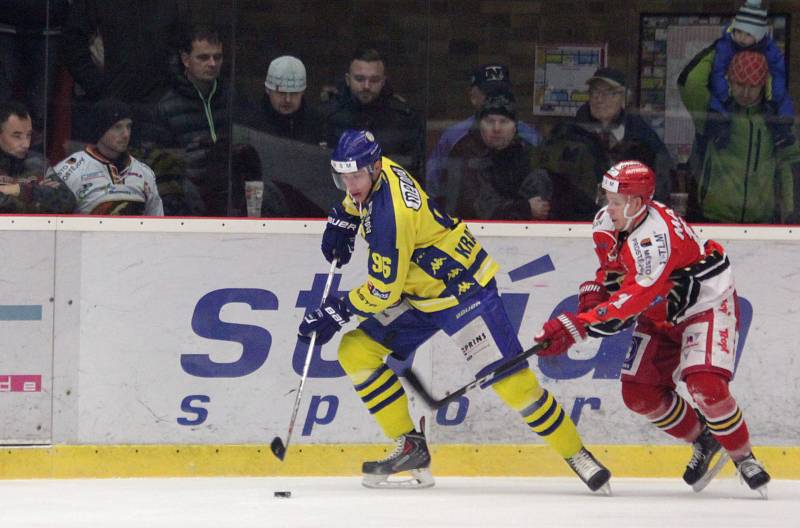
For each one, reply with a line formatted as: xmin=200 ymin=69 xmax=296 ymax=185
xmin=323 ymin=48 xmax=425 ymax=181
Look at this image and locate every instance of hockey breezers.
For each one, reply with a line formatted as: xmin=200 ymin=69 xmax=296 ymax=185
xmin=271 ymin=258 xmax=339 ymax=461
xmin=403 ymin=342 xmax=546 ymax=409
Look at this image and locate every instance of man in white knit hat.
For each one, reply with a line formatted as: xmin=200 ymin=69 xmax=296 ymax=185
xmin=247 ymin=55 xmax=324 ymax=145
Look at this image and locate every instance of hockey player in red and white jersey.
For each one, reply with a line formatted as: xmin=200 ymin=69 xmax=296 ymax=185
xmin=534 ymin=160 xmax=771 ymax=496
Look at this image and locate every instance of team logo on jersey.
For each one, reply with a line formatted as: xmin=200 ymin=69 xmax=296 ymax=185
xmin=366 ymin=281 xmax=390 ymax=300
xmin=717 ymin=328 xmax=731 ymax=354
xmin=391 ymin=166 xmax=421 ymax=210
xmin=640 ymin=237 xmax=652 ymax=247
xmin=654 ymin=233 xmax=669 ymax=263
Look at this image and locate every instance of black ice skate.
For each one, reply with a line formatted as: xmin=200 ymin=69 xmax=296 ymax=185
xmin=735 ymin=453 xmax=770 ymax=499
xmin=683 ymin=427 xmax=730 ymax=492
xmin=566 ymin=447 xmax=611 ymax=494
xmin=362 ymin=419 xmax=434 ymax=489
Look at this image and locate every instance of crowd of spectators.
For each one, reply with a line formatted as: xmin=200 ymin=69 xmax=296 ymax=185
xmin=0 ymin=0 xmax=796 ymax=224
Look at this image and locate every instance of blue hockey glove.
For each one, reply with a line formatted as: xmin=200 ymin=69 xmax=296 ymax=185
xmin=298 ymin=296 xmax=352 ymax=345
xmin=321 ymin=205 xmax=360 ymax=267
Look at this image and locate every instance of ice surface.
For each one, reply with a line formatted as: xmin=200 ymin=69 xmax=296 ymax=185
xmin=0 ymin=476 xmax=796 ymax=528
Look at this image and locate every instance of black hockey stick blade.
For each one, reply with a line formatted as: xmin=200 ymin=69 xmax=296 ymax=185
xmin=403 ymin=342 xmax=547 ymax=409
xmin=270 ymin=436 xmax=287 ymax=461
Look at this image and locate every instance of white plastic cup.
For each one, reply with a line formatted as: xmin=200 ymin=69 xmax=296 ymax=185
xmin=245 ymin=181 xmax=264 ymax=217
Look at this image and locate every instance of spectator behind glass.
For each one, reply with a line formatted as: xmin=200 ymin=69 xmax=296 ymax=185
xmin=0 ymin=0 xmax=70 ymax=132
xmin=0 ymin=101 xmax=75 ymax=214
xmin=706 ymin=0 xmax=795 ymax=149
xmin=52 ymin=99 xmax=163 ymax=216
xmin=322 ymin=47 xmax=426 ymax=181
xmin=426 ymin=64 xmax=540 ymax=203
xmin=154 ymin=25 xmax=251 ymax=217
xmin=63 ymin=0 xmax=186 ymax=143
xmin=443 ymin=94 xmax=551 ymax=220
xmin=234 ymin=55 xmax=328 ymax=218
xmin=679 ymin=49 xmax=800 ymax=224
xmin=238 ymin=55 xmax=324 ymax=145
xmin=533 ymin=67 xmax=673 ymax=220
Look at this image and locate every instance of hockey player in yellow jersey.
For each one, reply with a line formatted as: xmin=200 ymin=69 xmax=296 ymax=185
xmin=298 ymin=129 xmax=611 ymax=491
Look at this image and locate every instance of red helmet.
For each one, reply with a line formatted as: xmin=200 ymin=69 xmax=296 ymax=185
xmin=601 ymin=160 xmax=656 ymax=201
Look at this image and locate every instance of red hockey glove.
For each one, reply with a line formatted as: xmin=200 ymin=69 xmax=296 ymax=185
xmin=535 ymin=312 xmax=587 ymax=357
xmin=578 ymin=280 xmax=609 ymax=313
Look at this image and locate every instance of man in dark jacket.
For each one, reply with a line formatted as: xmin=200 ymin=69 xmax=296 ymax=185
xmin=63 ymin=0 xmax=187 ymax=141
xmin=534 ymin=68 xmax=673 ymax=221
xmin=0 ymin=101 xmax=75 ymax=213
xmin=153 ymin=25 xmax=247 ymax=216
xmin=322 ymin=47 xmax=425 ymax=180
xmin=444 ymin=94 xmax=551 ymax=220
xmin=238 ymin=55 xmax=323 ymax=145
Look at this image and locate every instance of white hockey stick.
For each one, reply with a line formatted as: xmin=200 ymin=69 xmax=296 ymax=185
xmin=271 ymin=258 xmax=338 ymax=461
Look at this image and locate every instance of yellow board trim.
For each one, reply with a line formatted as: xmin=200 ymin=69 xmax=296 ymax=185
xmin=0 ymin=444 xmax=798 ymax=480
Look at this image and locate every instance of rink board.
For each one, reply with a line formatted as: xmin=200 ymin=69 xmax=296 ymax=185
xmin=0 ymin=444 xmax=798 ymax=479
xmin=0 ymin=217 xmax=797 ymax=478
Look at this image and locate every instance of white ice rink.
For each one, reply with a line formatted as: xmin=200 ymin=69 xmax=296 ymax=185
xmin=0 ymin=476 xmax=796 ymax=528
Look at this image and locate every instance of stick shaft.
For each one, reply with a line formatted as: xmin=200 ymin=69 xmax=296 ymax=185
xmin=279 ymin=259 xmax=339 ymax=454
xmin=404 ymin=343 xmax=545 ymax=409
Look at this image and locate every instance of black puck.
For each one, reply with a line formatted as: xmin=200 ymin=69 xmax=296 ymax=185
xmin=274 ymin=491 xmax=292 ymax=498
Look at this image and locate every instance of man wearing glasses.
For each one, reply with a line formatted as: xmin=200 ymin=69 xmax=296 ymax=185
xmin=533 ymin=67 xmax=673 ymax=220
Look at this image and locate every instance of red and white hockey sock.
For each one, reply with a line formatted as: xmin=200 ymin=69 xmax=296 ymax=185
xmin=622 ymin=382 xmax=701 ymax=441
xmin=685 ymin=372 xmax=752 ymax=460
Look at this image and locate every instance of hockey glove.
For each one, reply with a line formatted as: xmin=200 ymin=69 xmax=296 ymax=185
xmin=578 ymin=280 xmax=609 ymax=313
xmin=321 ymin=205 xmax=360 ymax=267
xmin=298 ymin=296 xmax=352 ymax=346
xmin=534 ymin=312 xmax=587 ymax=357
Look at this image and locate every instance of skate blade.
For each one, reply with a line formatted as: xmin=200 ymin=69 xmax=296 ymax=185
xmin=691 ymin=451 xmax=730 ymax=493
xmin=737 ymin=472 xmax=769 ymax=499
xmin=755 ymin=484 xmax=768 ymax=500
xmin=594 ymin=482 xmax=612 ymax=496
xmin=362 ymin=468 xmax=435 ymax=489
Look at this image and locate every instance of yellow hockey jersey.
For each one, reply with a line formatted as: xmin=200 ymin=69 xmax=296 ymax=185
xmin=342 ymin=156 xmax=499 ymax=316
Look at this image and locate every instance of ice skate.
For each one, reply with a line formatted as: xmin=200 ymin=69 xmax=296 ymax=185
xmin=683 ymin=427 xmax=730 ymax=492
xmin=566 ymin=447 xmax=611 ymax=494
xmin=362 ymin=420 xmax=434 ymax=489
xmin=735 ymin=453 xmax=770 ymax=499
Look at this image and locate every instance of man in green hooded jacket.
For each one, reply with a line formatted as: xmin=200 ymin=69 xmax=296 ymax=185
xmin=679 ymin=48 xmax=800 ymax=224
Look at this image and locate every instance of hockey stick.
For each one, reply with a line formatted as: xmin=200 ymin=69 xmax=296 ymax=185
xmin=403 ymin=342 xmax=547 ymax=409
xmin=271 ymin=258 xmax=339 ymax=461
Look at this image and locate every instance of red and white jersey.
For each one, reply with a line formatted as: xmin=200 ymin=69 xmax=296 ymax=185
xmin=578 ymin=201 xmax=735 ymax=336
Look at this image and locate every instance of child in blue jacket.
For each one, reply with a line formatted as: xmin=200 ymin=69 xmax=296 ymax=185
xmin=708 ymin=0 xmax=795 ymax=148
